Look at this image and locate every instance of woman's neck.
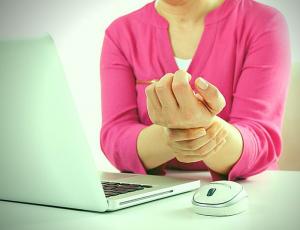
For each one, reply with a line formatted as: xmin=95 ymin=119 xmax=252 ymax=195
xmin=155 ymin=0 xmax=225 ymax=25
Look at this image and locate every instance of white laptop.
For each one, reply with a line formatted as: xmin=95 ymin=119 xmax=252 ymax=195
xmin=0 ymin=34 xmax=200 ymax=212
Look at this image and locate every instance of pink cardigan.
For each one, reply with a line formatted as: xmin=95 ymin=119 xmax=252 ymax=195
xmin=100 ymin=0 xmax=291 ymax=180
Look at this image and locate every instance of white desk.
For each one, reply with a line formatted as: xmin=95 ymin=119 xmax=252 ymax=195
xmin=0 ymin=170 xmax=299 ymax=230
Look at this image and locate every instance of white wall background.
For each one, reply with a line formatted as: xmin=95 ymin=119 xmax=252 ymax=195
xmin=0 ymin=0 xmax=299 ymax=171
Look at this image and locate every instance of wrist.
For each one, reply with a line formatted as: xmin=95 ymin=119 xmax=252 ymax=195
xmin=203 ymin=117 xmax=243 ymax=175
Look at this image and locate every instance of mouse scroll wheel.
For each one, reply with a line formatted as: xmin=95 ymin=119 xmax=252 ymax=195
xmin=207 ymin=188 xmax=216 ymax=196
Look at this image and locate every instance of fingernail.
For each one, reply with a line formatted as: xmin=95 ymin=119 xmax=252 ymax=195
xmin=197 ymin=77 xmax=208 ymax=90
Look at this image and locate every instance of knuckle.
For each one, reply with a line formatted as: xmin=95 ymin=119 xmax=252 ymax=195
xmin=172 ymin=81 xmax=188 ymax=91
xmin=163 ymin=73 xmax=174 ymax=78
xmin=160 ymin=73 xmax=173 ymax=85
xmin=155 ymin=83 xmax=166 ymax=92
xmin=172 ymin=81 xmax=188 ymax=90
xmin=174 ymin=69 xmax=186 ymax=76
xmin=145 ymin=85 xmax=154 ymax=95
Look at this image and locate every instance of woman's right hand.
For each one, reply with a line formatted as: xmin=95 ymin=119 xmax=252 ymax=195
xmin=163 ymin=119 xmax=228 ymax=163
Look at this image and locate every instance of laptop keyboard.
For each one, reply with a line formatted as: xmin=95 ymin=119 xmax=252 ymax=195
xmin=101 ymin=181 xmax=153 ymax=198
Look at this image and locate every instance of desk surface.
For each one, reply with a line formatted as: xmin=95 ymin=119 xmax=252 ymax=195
xmin=1 ymin=170 xmax=299 ymax=230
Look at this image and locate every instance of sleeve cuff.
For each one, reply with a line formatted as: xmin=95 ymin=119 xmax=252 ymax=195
xmin=228 ymin=123 xmax=257 ymax=181
xmin=207 ymin=123 xmax=257 ymax=181
xmin=116 ymin=123 xmax=169 ymax=176
xmin=118 ymin=123 xmax=149 ymax=175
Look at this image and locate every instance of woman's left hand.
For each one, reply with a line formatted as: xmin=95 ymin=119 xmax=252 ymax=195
xmin=145 ymin=70 xmax=226 ymax=129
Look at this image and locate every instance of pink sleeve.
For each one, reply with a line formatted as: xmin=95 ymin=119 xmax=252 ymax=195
xmin=100 ymin=27 xmax=148 ymax=174
xmin=213 ymin=12 xmax=291 ymax=181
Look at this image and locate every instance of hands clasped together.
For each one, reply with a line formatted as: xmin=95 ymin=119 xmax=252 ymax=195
xmin=145 ymin=70 xmax=227 ymax=163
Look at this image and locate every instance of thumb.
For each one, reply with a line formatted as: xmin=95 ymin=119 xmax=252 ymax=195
xmin=194 ymin=77 xmax=226 ymax=115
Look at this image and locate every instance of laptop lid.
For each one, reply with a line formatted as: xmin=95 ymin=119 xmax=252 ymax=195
xmin=0 ymin=35 xmax=108 ymax=212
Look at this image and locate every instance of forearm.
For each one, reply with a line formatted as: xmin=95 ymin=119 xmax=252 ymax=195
xmin=137 ymin=124 xmax=175 ymax=170
xmin=204 ymin=116 xmax=243 ymax=175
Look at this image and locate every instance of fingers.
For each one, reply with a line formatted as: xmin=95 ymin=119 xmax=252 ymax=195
xmin=172 ymin=70 xmax=195 ymax=110
xmin=169 ymin=121 xmax=229 ymax=163
xmin=176 ymin=127 xmax=227 ymax=154
xmin=166 ymin=120 xmax=222 ymax=142
xmin=194 ymin=77 xmax=226 ymax=115
xmin=170 ymin=122 xmax=226 ymax=151
xmin=154 ymin=73 xmax=179 ymax=110
xmin=145 ymin=83 xmax=162 ymax=124
xmin=145 ymin=83 xmax=161 ymax=110
xmin=174 ymin=139 xmax=226 ymax=163
xmin=165 ymin=127 xmax=207 ymax=142
xmin=173 ymin=131 xmax=227 ymax=163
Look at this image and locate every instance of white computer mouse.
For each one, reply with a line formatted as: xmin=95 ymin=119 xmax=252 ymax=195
xmin=192 ymin=180 xmax=248 ymax=216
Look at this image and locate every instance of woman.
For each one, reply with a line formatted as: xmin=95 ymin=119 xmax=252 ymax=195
xmin=100 ymin=0 xmax=291 ymax=181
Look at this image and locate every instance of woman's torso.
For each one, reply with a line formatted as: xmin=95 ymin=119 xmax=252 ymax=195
xmin=105 ymin=0 xmax=279 ymax=171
